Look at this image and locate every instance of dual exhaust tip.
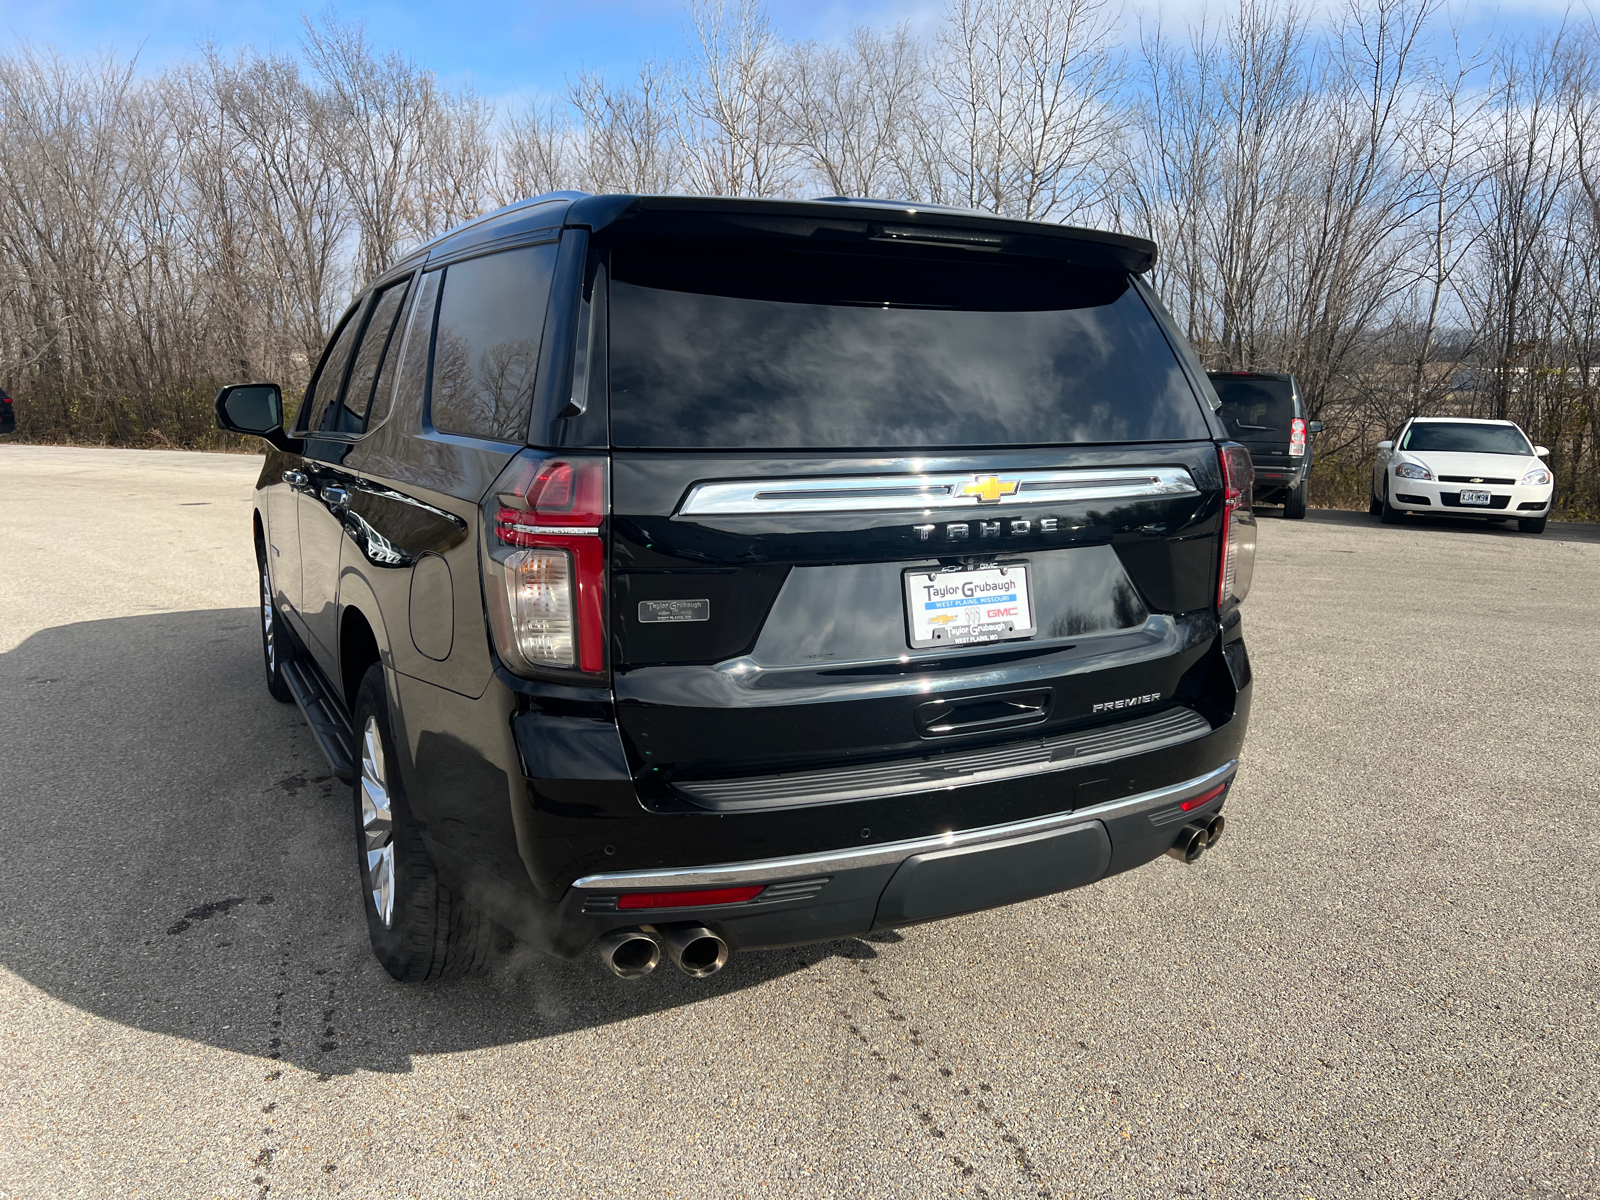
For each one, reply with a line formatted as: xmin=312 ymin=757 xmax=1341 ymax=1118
xmin=598 ymin=924 xmax=729 ymax=980
xmin=1166 ymin=813 xmax=1226 ymax=864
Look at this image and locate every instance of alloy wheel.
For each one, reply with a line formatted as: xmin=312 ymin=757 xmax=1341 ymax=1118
xmin=360 ymin=717 xmax=396 ymax=927
xmin=260 ymin=564 xmax=276 ymax=674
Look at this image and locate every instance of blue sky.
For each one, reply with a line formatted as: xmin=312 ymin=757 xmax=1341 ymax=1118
xmin=2 ymin=0 xmax=1582 ymax=103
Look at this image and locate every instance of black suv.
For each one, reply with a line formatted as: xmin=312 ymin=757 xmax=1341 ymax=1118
xmin=217 ymin=194 xmax=1255 ymax=982
xmin=1207 ymin=371 xmax=1321 ymax=518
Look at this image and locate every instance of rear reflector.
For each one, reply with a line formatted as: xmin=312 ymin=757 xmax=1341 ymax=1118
xmin=617 ymin=885 xmax=765 ymax=910
xmin=1180 ymin=783 xmax=1229 ymax=812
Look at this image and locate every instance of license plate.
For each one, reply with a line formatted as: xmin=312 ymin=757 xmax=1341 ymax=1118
xmin=904 ymin=564 xmax=1035 ymax=649
xmin=1459 ymin=490 xmax=1492 ymax=506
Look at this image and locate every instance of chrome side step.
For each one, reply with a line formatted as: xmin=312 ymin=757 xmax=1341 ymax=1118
xmin=282 ymin=656 xmax=357 ymax=782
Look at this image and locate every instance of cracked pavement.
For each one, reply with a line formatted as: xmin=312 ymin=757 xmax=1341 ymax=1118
xmin=1 ymin=445 xmax=1597 ymax=1198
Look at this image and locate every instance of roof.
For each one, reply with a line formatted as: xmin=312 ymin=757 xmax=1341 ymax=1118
xmin=412 ymin=192 xmax=1158 ymax=276
xmin=1410 ymin=416 xmax=1519 ymax=425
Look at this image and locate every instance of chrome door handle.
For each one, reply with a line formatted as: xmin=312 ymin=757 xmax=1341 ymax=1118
xmin=283 ymin=469 xmax=307 ymax=487
xmin=320 ymin=484 xmax=350 ymax=509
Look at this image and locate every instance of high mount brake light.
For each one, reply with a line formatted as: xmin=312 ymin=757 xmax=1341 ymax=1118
xmin=1218 ymin=444 xmax=1257 ymax=612
xmin=1289 ymin=417 xmax=1307 ymax=456
xmin=483 ymin=454 xmax=608 ymax=676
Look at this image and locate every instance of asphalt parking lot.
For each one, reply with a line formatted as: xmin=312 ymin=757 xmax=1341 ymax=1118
xmin=1 ymin=444 xmax=1597 ymax=1200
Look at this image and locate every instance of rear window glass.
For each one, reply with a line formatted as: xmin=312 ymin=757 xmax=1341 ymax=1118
xmin=607 ymin=242 xmax=1209 ymax=449
xmin=1400 ymin=422 xmax=1532 ymax=455
xmin=1209 ymin=377 xmax=1295 ymax=439
xmin=429 ymin=243 xmax=558 ymax=442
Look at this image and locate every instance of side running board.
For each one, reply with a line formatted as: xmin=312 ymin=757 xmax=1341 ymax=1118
xmin=282 ymin=656 xmax=357 ymax=782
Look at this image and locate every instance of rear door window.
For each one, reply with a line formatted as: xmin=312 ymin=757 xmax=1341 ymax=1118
xmin=299 ymin=298 xmax=368 ymax=433
xmin=428 ymin=244 xmax=558 ymax=442
xmin=1210 ymin=377 xmax=1295 ymax=441
xmin=607 ymin=241 xmax=1210 ymax=449
xmin=334 ymin=278 xmax=412 ymax=434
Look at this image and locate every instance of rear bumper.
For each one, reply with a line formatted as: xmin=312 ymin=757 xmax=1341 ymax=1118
xmin=424 ymin=626 xmax=1253 ymax=961
xmin=565 ymin=761 xmax=1235 ymax=950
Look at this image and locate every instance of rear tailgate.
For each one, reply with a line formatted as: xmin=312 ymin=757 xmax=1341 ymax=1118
xmin=599 ymin=218 xmax=1228 ymax=811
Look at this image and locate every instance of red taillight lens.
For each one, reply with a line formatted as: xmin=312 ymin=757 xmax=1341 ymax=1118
xmin=1289 ymin=417 xmax=1307 ymax=457
xmin=1180 ymin=783 xmax=1229 ymax=812
xmin=616 ymin=885 xmax=765 ymax=910
xmin=483 ymin=454 xmax=608 ymax=676
xmin=1218 ymin=444 xmax=1256 ymax=612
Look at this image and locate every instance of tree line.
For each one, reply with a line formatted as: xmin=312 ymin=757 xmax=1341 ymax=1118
xmin=3 ymin=0 xmax=1599 ymax=514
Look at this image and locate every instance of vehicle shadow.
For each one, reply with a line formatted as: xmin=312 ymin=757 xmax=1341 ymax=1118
xmin=1302 ymin=506 xmax=1600 ymax=543
xmin=0 ymin=609 xmax=877 ymax=1076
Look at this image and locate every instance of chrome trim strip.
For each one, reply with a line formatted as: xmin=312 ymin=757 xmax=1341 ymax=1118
xmin=678 ymin=468 xmax=1200 ymax=516
xmin=573 ymin=760 xmax=1237 ymax=890
xmin=502 ymin=524 xmax=601 ymax=537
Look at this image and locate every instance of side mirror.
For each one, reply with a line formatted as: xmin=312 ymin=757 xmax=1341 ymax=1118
xmin=215 ymin=383 xmax=296 ymax=451
xmin=1534 ymin=445 xmax=1550 ymax=457
xmin=1376 ymin=440 xmax=1393 ymax=452
xmin=1307 ymin=420 xmax=1324 ymax=434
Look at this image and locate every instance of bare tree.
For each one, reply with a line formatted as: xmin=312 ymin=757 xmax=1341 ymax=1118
xmin=781 ymin=25 xmax=925 ymax=200
xmin=676 ymin=0 xmax=794 ymax=197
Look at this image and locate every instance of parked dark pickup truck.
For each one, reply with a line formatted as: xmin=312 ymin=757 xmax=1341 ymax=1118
xmin=217 ymin=193 xmax=1256 ymax=982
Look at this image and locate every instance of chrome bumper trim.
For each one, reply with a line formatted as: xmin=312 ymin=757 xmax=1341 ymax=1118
xmin=573 ymin=760 xmax=1237 ymax=890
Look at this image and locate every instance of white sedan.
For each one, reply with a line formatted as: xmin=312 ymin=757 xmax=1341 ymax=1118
xmin=1371 ymin=417 xmax=1554 ymax=534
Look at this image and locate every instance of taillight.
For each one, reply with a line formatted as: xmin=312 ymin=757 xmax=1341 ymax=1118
xmin=482 ymin=453 xmax=608 ymax=676
xmin=1289 ymin=417 xmax=1307 ymax=457
xmin=1218 ymin=443 xmax=1256 ymax=612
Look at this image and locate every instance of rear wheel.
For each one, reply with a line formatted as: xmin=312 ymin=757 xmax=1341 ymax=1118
xmin=1379 ymin=479 xmax=1403 ymax=525
xmin=1518 ymin=516 xmax=1548 ymax=534
xmin=258 ymin=546 xmax=293 ymax=703
xmin=1282 ymin=479 xmax=1308 ymax=520
xmin=352 ymin=664 xmax=496 ymax=981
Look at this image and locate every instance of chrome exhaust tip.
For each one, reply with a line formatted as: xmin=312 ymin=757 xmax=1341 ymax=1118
xmin=598 ymin=929 xmax=661 ymax=979
xmin=1165 ymin=822 xmax=1210 ymax=864
xmin=657 ymin=924 xmax=730 ymax=978
xmin=1205 ymin=813 xmax=1226 ymax=848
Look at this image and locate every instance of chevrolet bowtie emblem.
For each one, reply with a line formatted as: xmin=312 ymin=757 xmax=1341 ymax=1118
xmin=961 ymin=475 xmax=1020 ymax=503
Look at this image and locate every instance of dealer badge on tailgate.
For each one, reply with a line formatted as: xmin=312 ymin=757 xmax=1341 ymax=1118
xmin=904 ymin=564 xmax=1036 ymax=648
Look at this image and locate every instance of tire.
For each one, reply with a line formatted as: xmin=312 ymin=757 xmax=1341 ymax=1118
xmin=351 ymin=664 xmax=495 ymax=982
xmin=258 ymin=545 xmax=294 ymax=703
xmin=1368 ymin=488 xmax=1383 ymax=516
xmin=1379 ymin=478 xmax=1403 ymax=525
xmin=1518 ymin=516 xmax=1548 ymax=534
xmin=1283 ymin=479 xmax=1308 ymax=520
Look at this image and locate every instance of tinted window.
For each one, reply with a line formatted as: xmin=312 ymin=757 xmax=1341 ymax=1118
xmin=333 ymin=278 xmax=412 ymax=434
xmin=299 ymin=299 xmax=368 ymax=433
xmin=1400 ymin=422 xmax=1532 ymax=455
xmin=607 ymin=242 xmax=1208 ymax=449
xmin=1210 ymin=377 xmax=1295 ymax=439
xmin=391 ymin=270 xmax=442 ymax=423
xmin=429 ymin=244 xmax=558 ymax=442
